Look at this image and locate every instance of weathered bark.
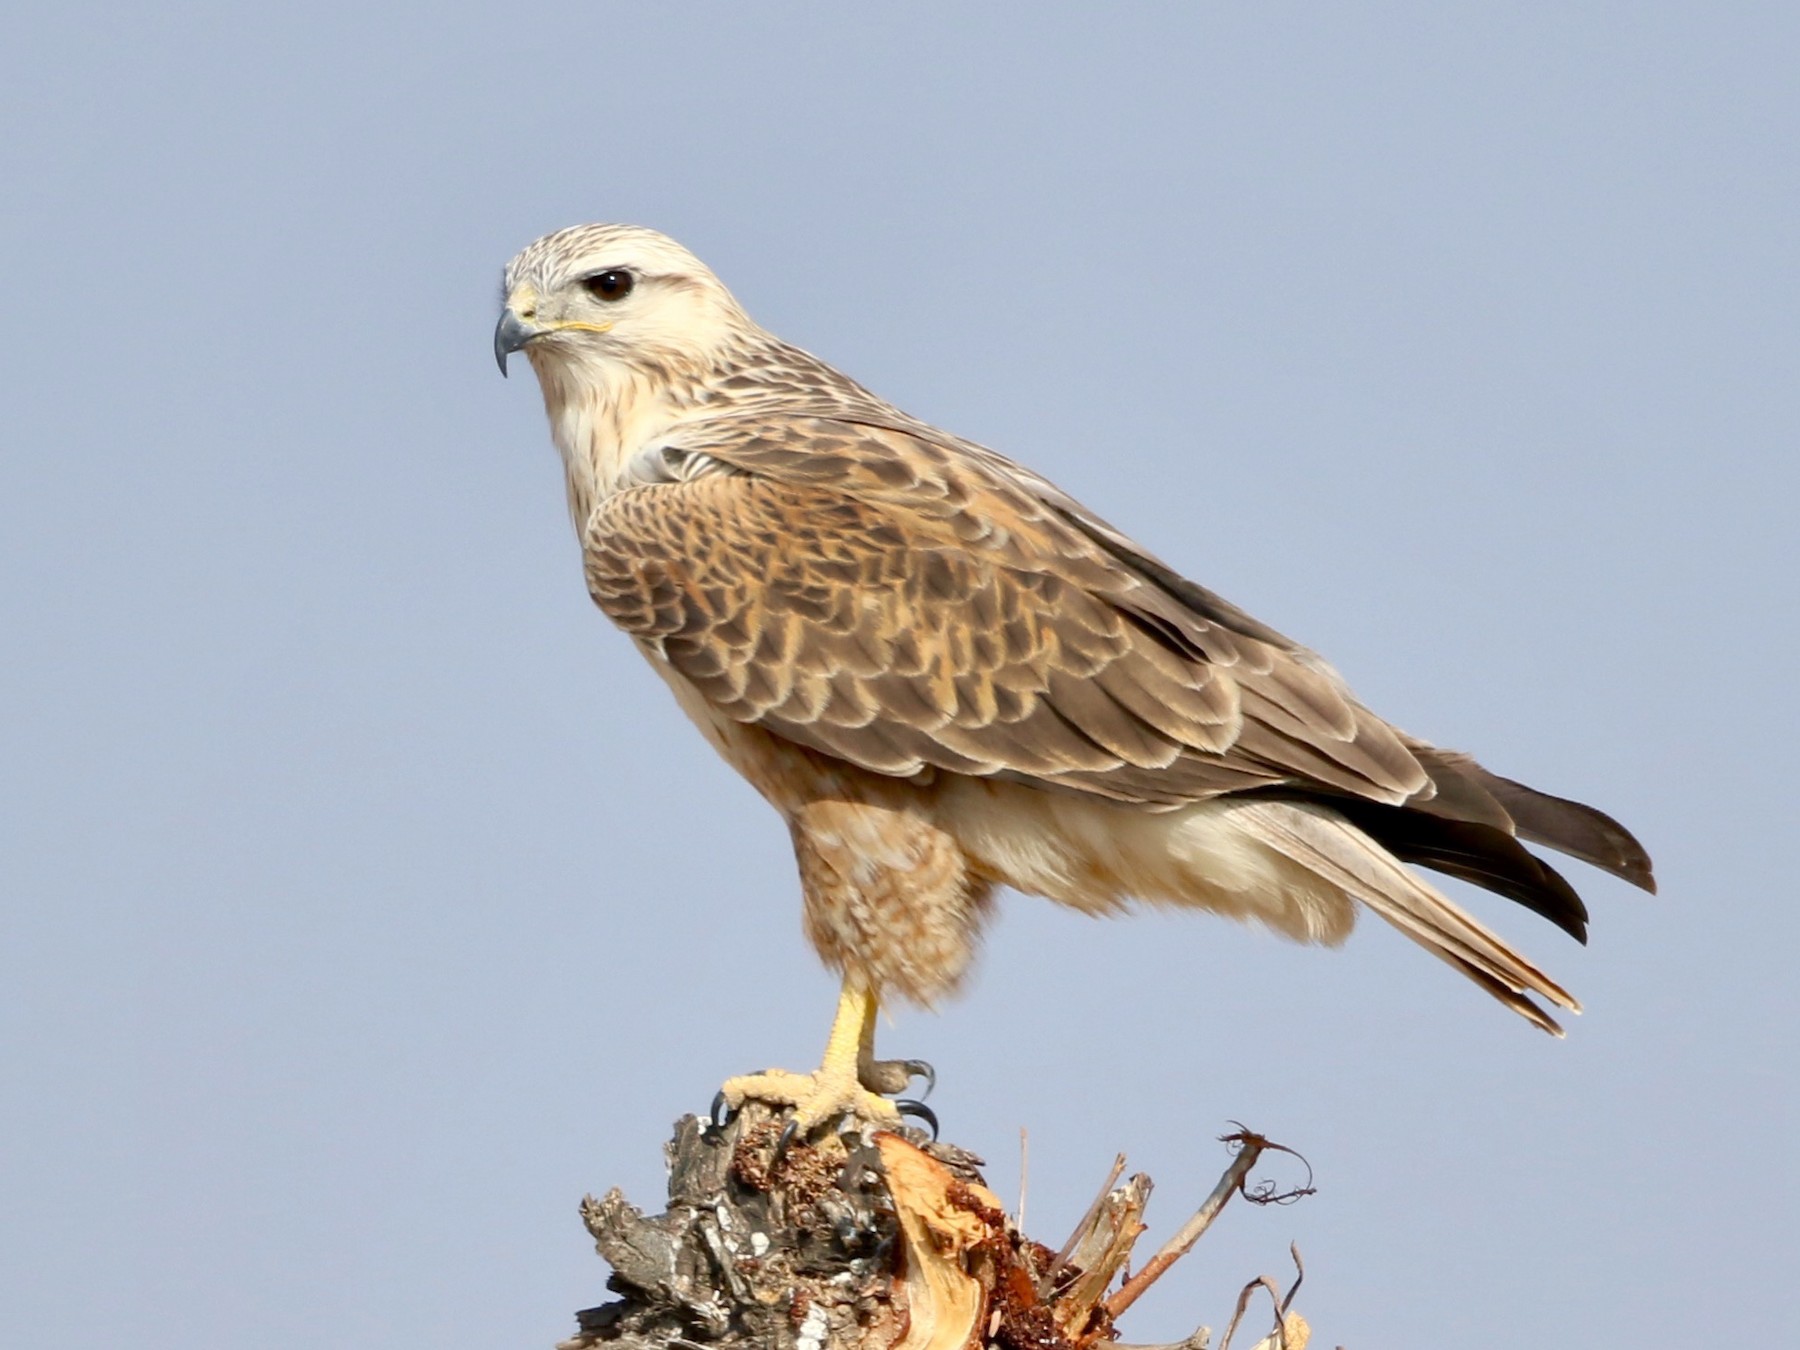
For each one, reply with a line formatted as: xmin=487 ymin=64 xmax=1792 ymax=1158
xmin=556 ymin=1102 xmax=1313 ymax=1350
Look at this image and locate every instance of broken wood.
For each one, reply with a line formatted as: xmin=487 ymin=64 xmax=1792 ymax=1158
xmin=556 ymin=1103 xmax=1316 ymax=1349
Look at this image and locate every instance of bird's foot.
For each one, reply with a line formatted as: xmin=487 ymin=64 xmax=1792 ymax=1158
xmin=713 ymin=981 xmax=937 ymax=1138
xmin=717 ymin=1065 xmax=904 ymax=1136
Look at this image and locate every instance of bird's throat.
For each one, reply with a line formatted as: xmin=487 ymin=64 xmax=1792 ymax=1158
xmin=537 ymin=359 xmax=675 ymax=533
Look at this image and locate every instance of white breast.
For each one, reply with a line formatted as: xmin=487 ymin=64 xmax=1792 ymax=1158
xmin=536 ymin=356 xmax=688 ymax=532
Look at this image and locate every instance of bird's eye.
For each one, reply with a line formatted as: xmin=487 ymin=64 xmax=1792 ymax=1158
xmin=582 ymin=269 xmax=635 ymax=302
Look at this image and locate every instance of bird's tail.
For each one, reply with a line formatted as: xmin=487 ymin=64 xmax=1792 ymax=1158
xmin=1231 ymin=799 xmax=1580 ymax=1034
xmin=1409 ymin=746 xmax=1656 ymax=894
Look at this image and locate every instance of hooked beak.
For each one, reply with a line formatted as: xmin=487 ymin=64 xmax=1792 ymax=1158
xmin=493 ymin=308 xmax=538 ymax=377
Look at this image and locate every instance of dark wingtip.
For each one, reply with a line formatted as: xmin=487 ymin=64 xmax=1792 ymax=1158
xmin=1330 ymin=796 xmax=1596 ymax=943
xmin=1469 ymin=768 xmax=1656 ymax=894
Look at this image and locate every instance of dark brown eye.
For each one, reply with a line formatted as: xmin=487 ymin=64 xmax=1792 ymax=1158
xmin=581 ymin=269 xmax=635 ymax=301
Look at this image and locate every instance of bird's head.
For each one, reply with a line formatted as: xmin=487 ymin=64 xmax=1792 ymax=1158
xmin=495 ymin=223 xmax=750 ymax=385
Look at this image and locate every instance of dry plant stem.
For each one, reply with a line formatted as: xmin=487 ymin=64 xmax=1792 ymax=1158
xmin=1103 ymin=1134 xmax=1267 ymax=1321
xmin=1218 ymin=1276 xmax=1286 ymax=1350
xmin=1279 ymin=1244 xmax=1304 ymax=1317
xmin=1051 ymin=1173 xmax=1153 ymax=1339
xmin=1046 ymin=1153 xmax=1127 ymax=1286
xmin=1017 ymin=1127 xmax=1030 ymax=1236
xmin=1219 ymin=1244 xmax=1309 ymax=1350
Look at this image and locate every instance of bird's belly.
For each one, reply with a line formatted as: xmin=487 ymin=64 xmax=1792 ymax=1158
xmin=633 ymin=648 xmax=992 ymax=1000
xmin=936 ymin=777 xmax=1357 ymax=946
xmin=636 ymin=646 xmax=1351 ymax=970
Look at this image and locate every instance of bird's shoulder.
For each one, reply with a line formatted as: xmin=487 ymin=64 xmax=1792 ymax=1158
xmin=592 ymin=405 xmax=1108 ymax=586
xmin=582 ymin=410 xmax=1121 ymax=656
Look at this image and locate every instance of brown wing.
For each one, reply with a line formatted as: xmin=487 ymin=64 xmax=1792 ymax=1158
xmin=584 ymin=416 xmax=1433 ymax=812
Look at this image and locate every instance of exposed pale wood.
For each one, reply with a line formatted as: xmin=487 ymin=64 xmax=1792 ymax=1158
xmin=1051 ymin=1174 xmax=1152 ymax=1339
xmin=877 ymin=1134 xmax=1002 ymax=1350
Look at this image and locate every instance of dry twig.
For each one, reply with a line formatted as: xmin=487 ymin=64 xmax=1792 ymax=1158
xmin=1104 ymin=1129 xmax=1313 ymax=1322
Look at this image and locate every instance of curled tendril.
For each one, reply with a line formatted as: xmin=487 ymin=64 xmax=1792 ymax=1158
xmin=1219 ymin=1123 xmax=1317 ymax=1206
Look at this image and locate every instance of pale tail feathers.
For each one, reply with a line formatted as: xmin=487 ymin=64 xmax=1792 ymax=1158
xmin=1232 ymin=800 xmax=1580 ymax=1035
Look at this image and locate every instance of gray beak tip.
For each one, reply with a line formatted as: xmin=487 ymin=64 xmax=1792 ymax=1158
xmin=493 ymin=309 xmax=534 ymax=378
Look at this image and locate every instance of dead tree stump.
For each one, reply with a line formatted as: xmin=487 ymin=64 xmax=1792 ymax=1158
xmin=557 ymin=1103 xmax=1314 ymax=1350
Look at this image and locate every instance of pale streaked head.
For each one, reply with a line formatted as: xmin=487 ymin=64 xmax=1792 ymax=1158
xmin=495 ymin=223 xmax=752 ymax=381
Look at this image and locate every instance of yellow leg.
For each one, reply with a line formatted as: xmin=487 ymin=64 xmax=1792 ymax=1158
xmin=719 ymin=978 xmax=904 ymax=1132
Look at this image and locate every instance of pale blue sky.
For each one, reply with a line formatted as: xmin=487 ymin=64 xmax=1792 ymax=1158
xmin=2 ymin=5 xmax=1793 ymax=1346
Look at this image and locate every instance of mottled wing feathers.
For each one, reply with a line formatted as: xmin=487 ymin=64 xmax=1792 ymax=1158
xmin=585 ymin=416 xmax=1436 ymax=813
xmin=589 ymin=475 xmax=1231 ymax=797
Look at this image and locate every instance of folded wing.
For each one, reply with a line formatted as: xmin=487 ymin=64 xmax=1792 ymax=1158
xmin=585 ymin=414 xmax=1652 ymax=1007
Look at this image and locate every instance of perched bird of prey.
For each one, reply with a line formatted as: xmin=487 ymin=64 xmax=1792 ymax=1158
xmin=495 ymin=224 xmax=1653 ymax=1131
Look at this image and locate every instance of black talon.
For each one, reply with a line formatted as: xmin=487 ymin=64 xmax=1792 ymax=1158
xmin=776 ymin=1117 xmax=801 ymax=1156
xmin=896 ymin=1099 xmax=939 ymax=1139
xmin=900 ymin=1059 xmax=936 ymax=1101
xmin=710 ymin=1091 xmax=734 ymax=1129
